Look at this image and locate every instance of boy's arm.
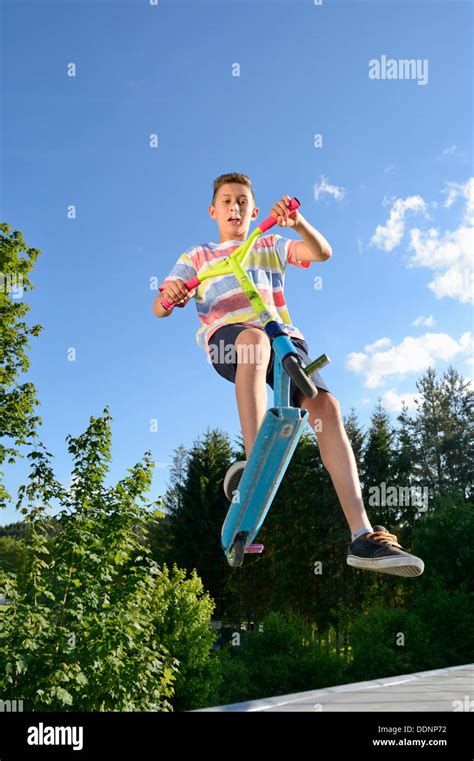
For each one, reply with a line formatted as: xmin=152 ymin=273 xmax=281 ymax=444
xmin=153 ymin=250 xmax=198 ymax=318
xmin=152 ymin=279 xmax=195 ymax=318
xmin=292 ymin=215 xmax=332 ymax=262
xmin=270 ymin=195 xmax=332 ymax=263
xmin=152 ymin=295 xmax=174 ymax=318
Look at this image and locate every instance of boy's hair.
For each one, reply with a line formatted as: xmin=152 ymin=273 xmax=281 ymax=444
xmin=212 ymin=172 xmax=256 ymax=207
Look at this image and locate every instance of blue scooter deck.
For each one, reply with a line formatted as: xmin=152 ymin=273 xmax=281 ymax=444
xmin=221 ymin=405 xmax=309 ymax=559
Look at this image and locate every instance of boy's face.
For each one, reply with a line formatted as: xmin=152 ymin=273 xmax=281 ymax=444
xmin=209 ymin=183 xmax=259 ymax=243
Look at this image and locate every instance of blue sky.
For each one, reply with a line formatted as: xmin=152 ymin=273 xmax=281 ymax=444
xmin=1 ymin=0 xmax=472 ymax=525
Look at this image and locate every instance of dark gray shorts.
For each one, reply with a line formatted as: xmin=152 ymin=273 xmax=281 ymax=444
xmin=208 ymin=323 xmax=330 ymax=407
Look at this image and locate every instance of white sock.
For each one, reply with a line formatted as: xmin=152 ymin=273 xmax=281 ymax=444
xmin=351 ymin=524 xmax=373 ymax=542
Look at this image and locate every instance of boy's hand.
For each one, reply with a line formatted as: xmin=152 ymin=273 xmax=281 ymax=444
xmin=161 ymin=279 xmax=196 ymax=308
xmin=270 ymin=194 xmax=301 ymax=227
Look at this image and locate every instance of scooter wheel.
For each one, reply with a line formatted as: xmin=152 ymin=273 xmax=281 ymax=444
xmin=227 ymin=531 xmax=247 ymax=568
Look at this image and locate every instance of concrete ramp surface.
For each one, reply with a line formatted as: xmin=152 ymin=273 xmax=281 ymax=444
xmin=194 ymin=663 xmax=474 ymax=712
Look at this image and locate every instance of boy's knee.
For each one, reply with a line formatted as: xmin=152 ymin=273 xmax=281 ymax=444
xmin=300 ymin=389 xmax=340 ymax=422
xmin=235 ymin=327 xmax=270 ymax=346
xmin=317 ymin=391 xmax=341 ymax=420
xmin=235 ymin=328 xmax=271 ymax=370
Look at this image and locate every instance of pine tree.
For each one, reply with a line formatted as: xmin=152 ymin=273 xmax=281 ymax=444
xmin=413 ymin=367 xmax=447 ymax=493
xmin=408 ymin=366 xmax=473 ymax=501
xmin=361 ymin=399 xmax=398 ymax=527
xmin=153 ymin=429 xmax=234 ymax=619
xmin=343 ymin=407 xmax=366 ymax=470
xmin=392 ymin=402 xmax=423 ymax=533
xmin=439 ymin=366 xmax=473 ymax=501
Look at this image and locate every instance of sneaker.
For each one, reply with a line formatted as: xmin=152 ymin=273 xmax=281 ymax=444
xmin=223 ymin=460 xmax=247 ymax=501
xmin=347 ymin=525 xmax=424 ymax=577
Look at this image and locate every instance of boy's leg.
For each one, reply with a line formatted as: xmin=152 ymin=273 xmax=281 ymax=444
xmin=294 ymin=388 xmax=372 ymax=538
xmin=234 ymin=328 xmax=272 ymax=459
xmin=294 ymin=386 xmax=424 ymax=576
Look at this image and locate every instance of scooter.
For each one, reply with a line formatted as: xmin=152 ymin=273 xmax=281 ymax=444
xmin=161 ymin=198 xmax=330 ymax=567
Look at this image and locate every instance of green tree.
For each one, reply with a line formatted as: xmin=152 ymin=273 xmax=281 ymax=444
xmin=437 ymin=366 xmax=472 ymax=501
xmin=214 ymin=610 xmax=347 ymax=705
xmin=407 ymin=366 xmax=472 ymax=500
xmin=0 ymin=225 xmax=43 ymax=509
xmin=150 ymin=563 xmax=219 ymax=711
xmin=361 ymin=399 xmax=398 ymax=527
xmin=155 ymin=429 xmax=235 ymax=619
xmin=350 ymin=607 xmax=433 ymax=680
xmin=0 ymin=535 xmax=29 ymax=582
xmin=344 ymin=406 xmax=366 ymax=469
xmin=392 ymin=401 xmax=422 ymax=532
xmin=410 ymin=493 xmax=474 ymax=592
xmin=0 ymin=408 xmax=217 ymax=711
xmin=410 ymin=580 xmax=474 ymax=667
xmin=147 ymin=444 xmax=189 ymax=563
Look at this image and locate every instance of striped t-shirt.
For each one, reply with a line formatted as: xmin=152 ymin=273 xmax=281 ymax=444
xmin=158 ymin=234 xmax=311 ymax=355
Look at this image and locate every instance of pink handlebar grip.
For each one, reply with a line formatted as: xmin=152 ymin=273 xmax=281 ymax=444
xmin=258 ymin=196 xmax=300 ymax=234
xmin=161 ymin=275 xmax=201 ymax=311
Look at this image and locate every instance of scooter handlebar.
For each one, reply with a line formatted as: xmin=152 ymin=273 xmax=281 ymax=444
xmin=161 ymin=276 xmax=200 ymax=311
xmin=160 ymin=197 xmax=301 ymax=310
xmin=258 ymin=196 xmax=300 ymax=233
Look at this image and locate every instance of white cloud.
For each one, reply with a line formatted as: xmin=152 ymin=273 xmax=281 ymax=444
xmin=407 ymin=179 xmax=474 ymax=304
xmin=370 ymin=178 xmax=474 ymax=304
xmin=370 ymin=195 xmax=428 ymax=251
xmin=442 ymin=179 xmax=474 ymax=218
xmin=443 ymin=145 xmax=457 ymax=156
xmin=459 ymin=332 xmax=474 ymax=353
xmin=412 ymin=315 xmax=435 ymax=327
xmin=313 ymin=176 xmax=345 ymax=203
xmin=408 ymin=226 xmax=474 ymax=303
xmin=381 ymin=388 xmax=422 ymax=412
xmin=364 ymin=337 xmax=392 ymax=353
xmin=346 ymin=330 xmax=473 ymax=388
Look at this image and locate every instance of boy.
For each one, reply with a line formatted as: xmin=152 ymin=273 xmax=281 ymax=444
xmin=153 ymin=172 xmax=424 ymax=577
